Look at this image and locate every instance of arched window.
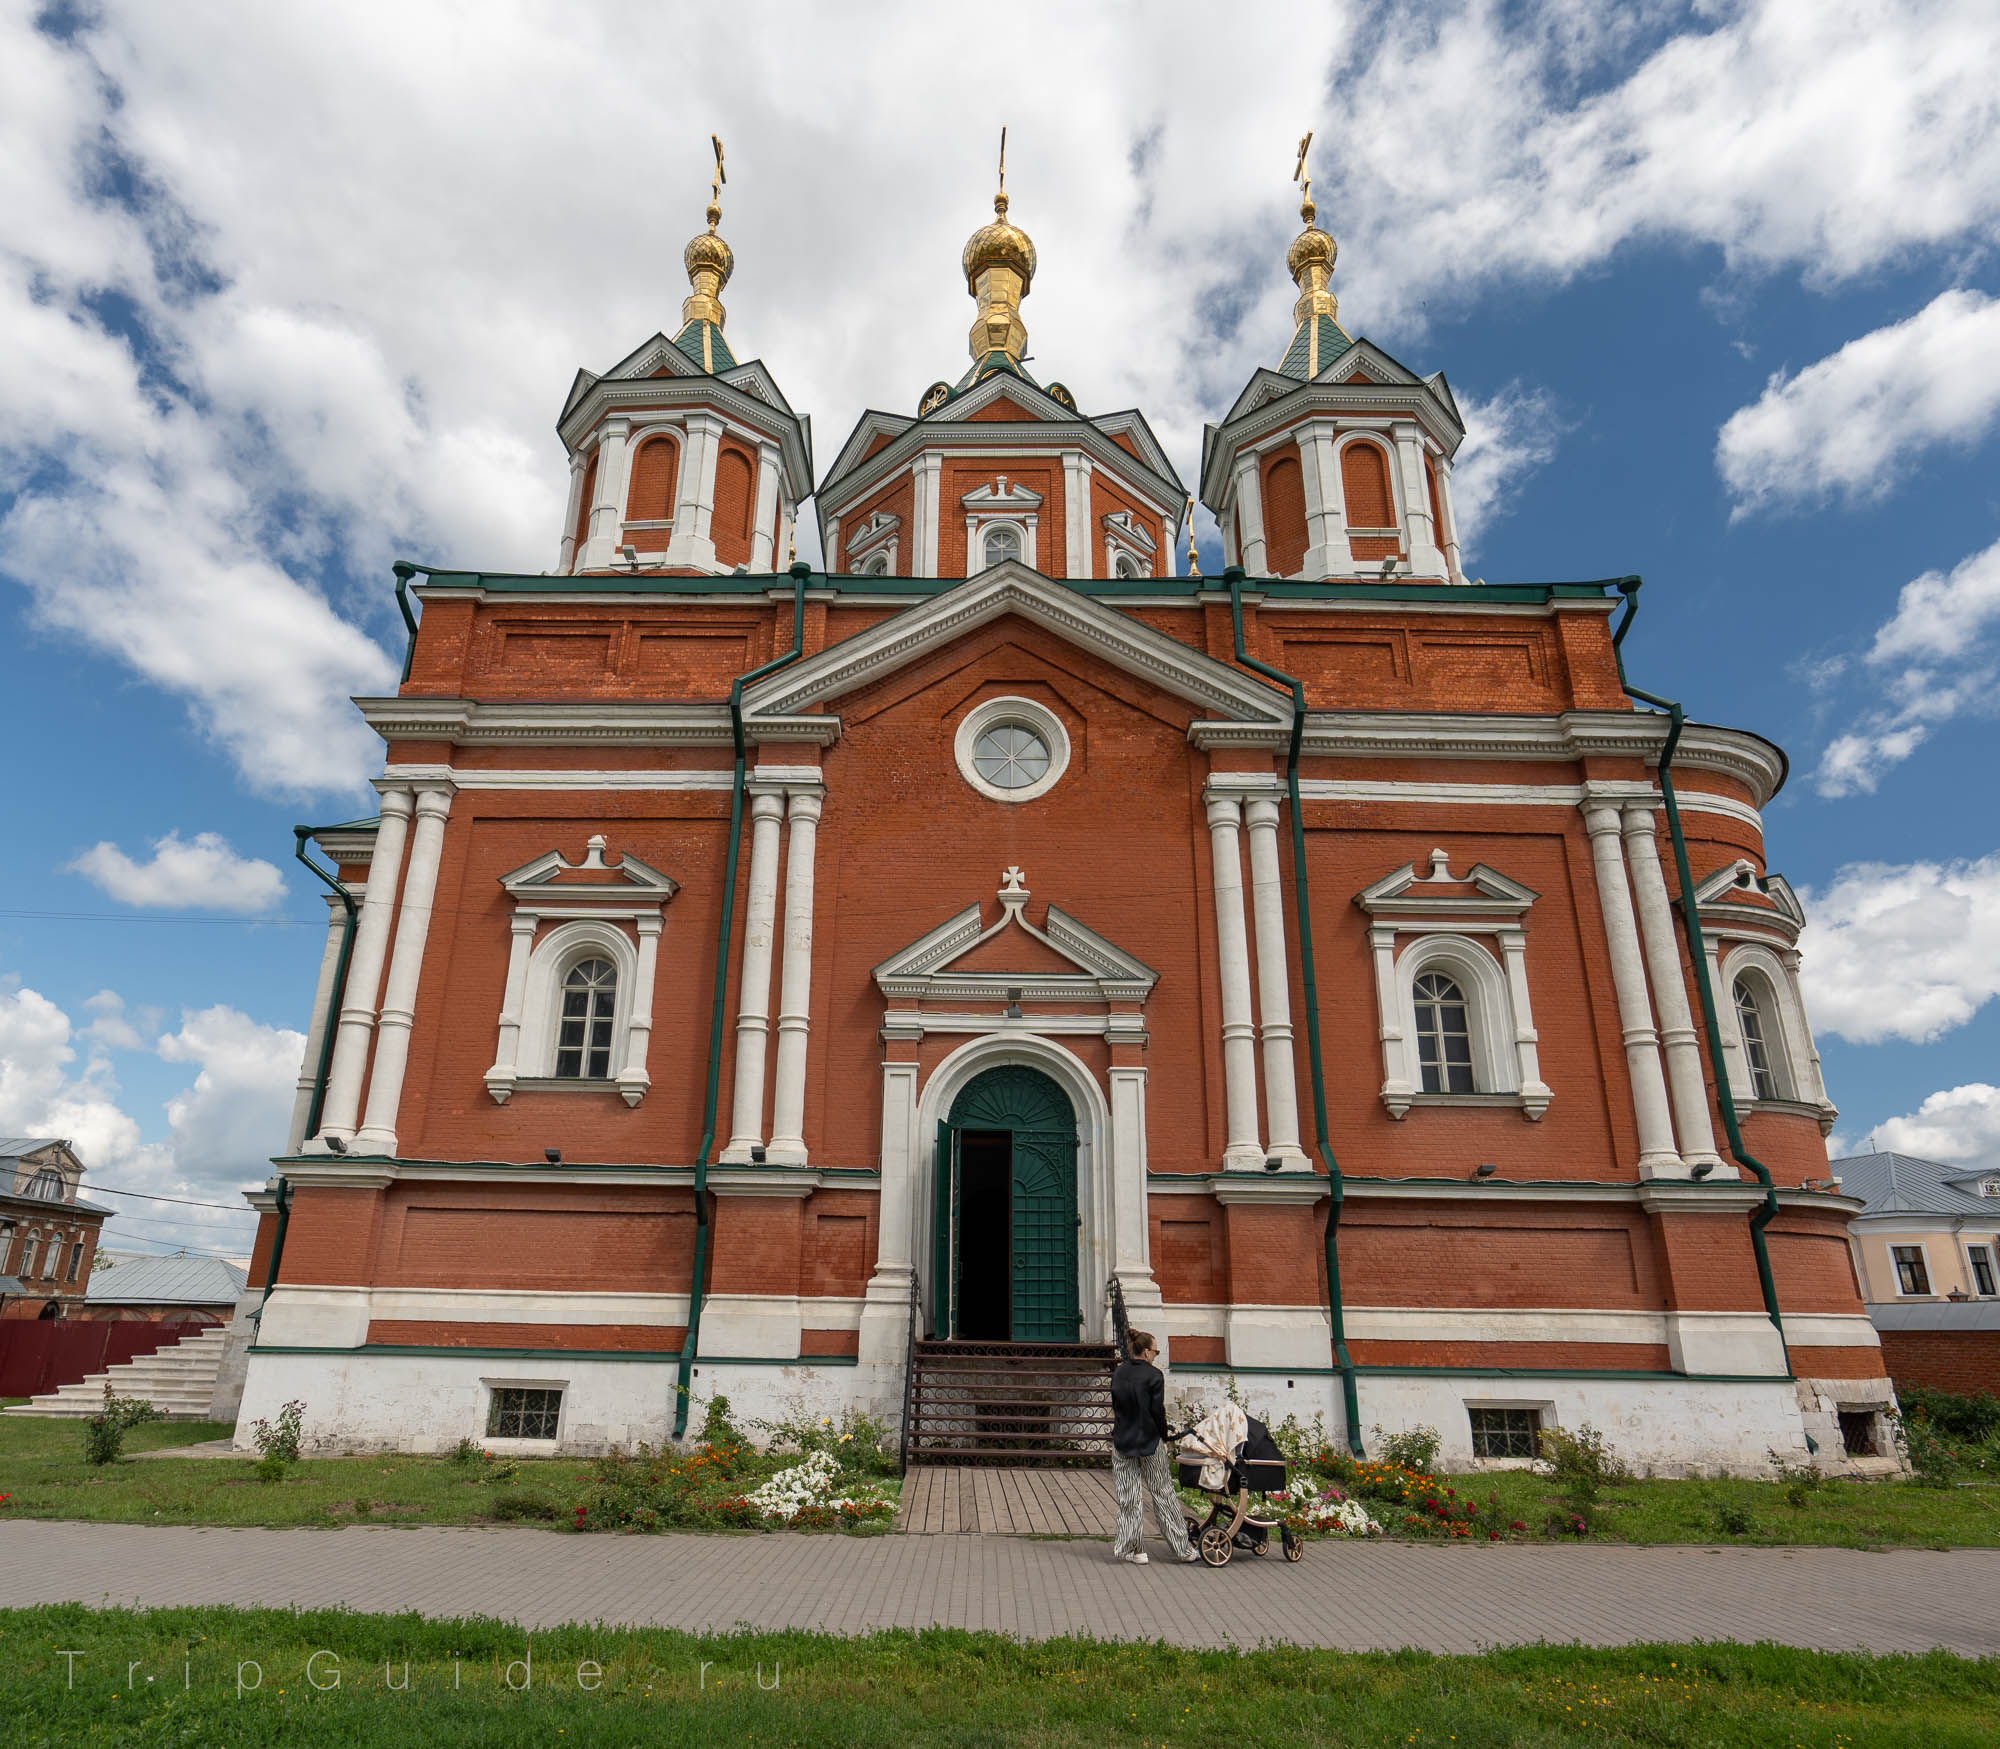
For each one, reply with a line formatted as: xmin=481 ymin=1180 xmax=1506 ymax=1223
xmin=624 ymin=434 xmax=679 ymax=523
xmin=861 ymin=552 xmax=891 ymax=576
xmin=1733 ymin=974 xmax=1788 ymax=1101
xmin=19 ymin=1234 xmax=39 ymax=1278
xmin=44 ymin=1236 xmax=65 ymax=1280
xmin=1412 ymin=972 xmax=1475 ymax=1093
xmin=1112 ymin=552 xmax=1142 ymax=579
xmin=980 ymin=523 xmax=1023 ymax=570
xmin=65 ymin=1240 xmax=84 ymax=1282
xmin=24 ymin=1168 xmax=63 ymax=1199
xmin=712 ymin=446 xmax=756 ymax=569
xmin=555 ymin=958 xmax=618 ymax=1080
xmin=1261 ymin=452 xmax=1309 ymax=576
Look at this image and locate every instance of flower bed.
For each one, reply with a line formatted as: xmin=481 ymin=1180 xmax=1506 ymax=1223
xmin=1271 ymin=1476 xmax=1383 ymax=1537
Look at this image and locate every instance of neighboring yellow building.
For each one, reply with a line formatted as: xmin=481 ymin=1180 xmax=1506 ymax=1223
xmin=1836 ymin=1150 xmax=2000 ymax=1400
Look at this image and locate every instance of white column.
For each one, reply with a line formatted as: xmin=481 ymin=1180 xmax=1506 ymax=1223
xmin=1108 ymin=1064 xmax=1163 ymax=1318
xmin=913 ymin=455 xmax=942 ymax=576
xmin=1434 ymin=453 xmax=1465 ymax=582
xmin=1063 ymin=451 xmax=1093 ymax=580
xmin=558 ymin=450 xmax=587 ymax=574
xmin=1393 ymin=423 xmax=1448 ymax=579
xmin=722 ymin=790 xmax=786 ymax=1161
xmin=1370 ymin=924 xmax=1415 ymax=1118
xmin=747 ymin=441 xmax=781 ymax=572
xmin=286 ymin=892 xmax=351 ymax=1152
xmin=316 ymin=789 xmax=413 ymax=1144
xmin=766 ymin=790 xmax=823 ymax=1163
xmin=353 ymin=787 xmax=453 ymax=1156
xmin=1243 ymin=796 xmax=1306 ymax=1165
xmin=777 ymin=498 xmax=796 ymax=570
xmin=1231 ymin=454 xmax=1268 ymax=575
xmin=1204 ymin=793 xmax=1265 ymax=1170
xmin=857 ymin=1057 xmax=920 ymax=1366
xmin=823 ymin=513 xmax=841 ymax=574
xmin=580 ymin=418 xmax=632 ymax=570
xmin=1497 ymin=926 xmax=1554 ymax=1120
xmin=667 ymin=413 xmax=722 ymax=570
xmin=617 ymin=913 xmax=662 ymax=1109
xmin=482 ymin=912 xmax=538 ymax=1105
xmin=1623 ymin=806 xmax=1725 ymax=1173
xmin=1582 ymin=803 xmax=1682 ymax=1177
xmin=1299 ymin=422 xmax=1354 ymax=579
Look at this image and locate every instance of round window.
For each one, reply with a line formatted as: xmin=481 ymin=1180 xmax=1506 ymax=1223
xmin=971 ymin=723 xmax=1050 ymax=790
xmin=954 ymin=696 xmax=1071 ymax=803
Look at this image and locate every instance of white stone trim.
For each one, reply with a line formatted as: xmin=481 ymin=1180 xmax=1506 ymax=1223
xmin=1720 ymin=939 xmax=1831 ymax=1120
xmin=767 ymin=790 xmax=823 ymax=1163
xmin=1243 ymin=797 xmax=1306 ymax=1166
xmin=953 ymin=694 xmax=1072 ymax=804
xmin=1100 ymin=507 xmax=1158 ymax=580
xmin=721 ymin=792 xmax=786 ymax=1159
xmin=313 ymin=789 xmax=412 ymax=1147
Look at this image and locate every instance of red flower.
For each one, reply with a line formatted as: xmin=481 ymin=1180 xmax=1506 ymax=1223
xmin=1488 ymin=1530 xmax=1500 ymax=1541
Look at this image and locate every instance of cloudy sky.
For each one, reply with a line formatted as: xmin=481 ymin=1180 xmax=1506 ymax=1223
xmin=5 ymin=0 xmax=2000 ymax=1256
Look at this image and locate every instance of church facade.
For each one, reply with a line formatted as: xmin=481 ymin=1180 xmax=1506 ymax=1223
xmin=234 ymin=156 xmax=1893 ymax=1472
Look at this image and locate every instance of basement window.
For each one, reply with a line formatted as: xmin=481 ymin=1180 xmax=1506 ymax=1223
xmin=1468 ymin=1406 xmax=1541 ymax=1460
xmin=1837 ymin=1409 xmax=1879 ymax=1459
xmin=486 ymin=1387 xmax=563 ymax=1442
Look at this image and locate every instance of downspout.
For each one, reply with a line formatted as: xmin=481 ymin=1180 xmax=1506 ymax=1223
xmin=1610 ymin=578 xmax=1790 ymax=1372
xmin=390 ymin=561 xmax=425 ymax=682
xmin=675 ymin=560 xmax=812 ymax=1437
xmin=291 ymin=827 xmax=359 ymax=1142
xmin=248 ymin=1177 xmax=293 ymax=1345
xmin=1225 ymin=567 xmax=1364 ymax=1454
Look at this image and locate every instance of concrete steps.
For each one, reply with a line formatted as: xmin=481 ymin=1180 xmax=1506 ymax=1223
xmin=4 ymin=1326 xmax=228 ymax=1420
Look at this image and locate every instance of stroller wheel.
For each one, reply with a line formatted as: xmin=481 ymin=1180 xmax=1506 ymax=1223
xmin=1282 ymin=1529 xmax=1303 ymax=1562
xmin=1198 ymin=1524 xmax=1233 ymax=1567
xmin=1250 ymin=1538 xmax=1269 ymax=1556
xmin=1185 ymin=1517 xmax=1202 ymax=1547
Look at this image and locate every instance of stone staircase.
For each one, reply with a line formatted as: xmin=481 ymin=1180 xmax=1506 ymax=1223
xmin=4 ymin=1326 xmax=228 ymax=1421
xmin=903 ymin=1340 xmax=1117 ymax=1466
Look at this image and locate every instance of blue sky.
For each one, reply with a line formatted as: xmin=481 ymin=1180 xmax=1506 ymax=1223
xmin=5 ymin=1 xmax=1999 ymax=1257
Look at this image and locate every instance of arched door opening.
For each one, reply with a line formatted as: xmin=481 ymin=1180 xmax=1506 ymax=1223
xmin=934 ymin=1064 xmax=1080 ymax=1342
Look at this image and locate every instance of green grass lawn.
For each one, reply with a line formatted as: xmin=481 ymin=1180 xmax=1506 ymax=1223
xmin=1432 ymin=1467 xmax=2000 ymax=1549
xmin=0 ymin=1605 xmax=1992 ymax=1747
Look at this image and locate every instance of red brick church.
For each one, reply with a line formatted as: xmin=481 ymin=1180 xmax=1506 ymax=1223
xmin=235 ymin=150 xmax=1893 ymax=1471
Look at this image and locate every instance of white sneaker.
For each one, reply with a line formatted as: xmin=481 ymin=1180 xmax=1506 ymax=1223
xmin=1179 ymin=1547 xmax=1200 ymax=1563
xmin=1123 ymin=1551 xmax=1149 ymax=1565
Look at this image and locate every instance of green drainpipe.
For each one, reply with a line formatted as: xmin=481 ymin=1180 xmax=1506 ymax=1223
xmin=1610 ymin=578 xmax=1791 ymax=1373
xmin=675 ymin=561 xmax=812 ymax=1437
xmin=291 ymin=826 xmax=359 ymax=1142
xmin=248 ymin=1177 xmax=293 ymax=1345
xmin=1226 ymin=567 xmax=1365 ymax=1455
xmin=390 ymin=561 xmax=426 ymax=682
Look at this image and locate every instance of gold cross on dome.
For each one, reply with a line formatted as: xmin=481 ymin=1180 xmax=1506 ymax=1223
xmin=1294 ymin=129 xmax=1313 ymax=203
xmin=711 ymin=134 xmax=727 ymax=203
xmin=997 ymin=125 xmax=1007 ymax=198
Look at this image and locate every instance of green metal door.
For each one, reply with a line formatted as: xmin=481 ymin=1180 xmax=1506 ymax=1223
xmin=946 ymin=1066 xmax=1080 ymax=1342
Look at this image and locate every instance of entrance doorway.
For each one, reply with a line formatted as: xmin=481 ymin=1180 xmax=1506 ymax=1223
xmin=933 ymin=1065 xmax=1080 ymax=1343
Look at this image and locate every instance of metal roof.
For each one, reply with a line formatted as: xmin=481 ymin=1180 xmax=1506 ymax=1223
xmin=0 ymin=1137 xmax=66 ymax=1159
xmin=83 ymin=1253 xmax=247 ymax=1306
xmin=1833 ymin=1151 xmax=2000 ymax=1218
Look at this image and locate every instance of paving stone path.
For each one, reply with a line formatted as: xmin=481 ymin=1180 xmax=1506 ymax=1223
xmin=3 ymin=1520 xmax=1997 ymax=1655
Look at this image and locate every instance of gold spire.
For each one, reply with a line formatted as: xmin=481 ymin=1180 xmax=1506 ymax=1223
xmin=1186 ymin=497 xmax=1201 ymax=578
xmin=961 ymin=126 xmax=1036 ymax=369
xmin=1287 ymin=130 xmax=1338 ymax=329
xmin=681 ymin=134 xmax=734 ymax=337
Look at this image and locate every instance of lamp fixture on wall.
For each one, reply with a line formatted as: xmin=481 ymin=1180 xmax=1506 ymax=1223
xmin=545 ymin=1148 xmax=562 ymax=1165
xmin=1005 ymin=987 xmax=1024 ymax=1020
xmin=1472 ymin=1162 xmax=1498 ymax=1179
xmin=749 ymin=1145 xmax=767 ymax=1164
xmin=324 ymin=1135 xmax=348 ymax=1155
xmin=1689 ymin=1162 xmax=1714 ymax=1180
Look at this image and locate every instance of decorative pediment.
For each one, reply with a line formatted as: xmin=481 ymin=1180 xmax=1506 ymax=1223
xmin=1356 ymin=849 xmax=1538 ymax=921
xmin=1102 ymin=508 xmax=1157 ymax=557
xmin=740 ymin=563 xmax=1294 ymax=727
xmin=1695 ymin=859 xmax=1804 ymax=941
xmin=499 ymin=836 xmax=679 ymax=915
xmin=874 ymin=867 xmax=1158 ymax=1003
xmin=961 ymin=476 xmax=1044 ymax=512
xmin=846 ymin=511 xmax=902 ymax=553
xmin=1320 ymin=339 xmax=1422 ymax=389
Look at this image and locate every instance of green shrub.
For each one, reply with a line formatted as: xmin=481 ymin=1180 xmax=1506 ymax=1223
xmin=448 ymin=1435 xmax=482 ymax=1465
xmin=253 ymin=1455 xmax=288 ymax=1484
xmin=1892 ymin=1410 xmax=1963 ymax=1487
xmin=248 ymin=1399 xmax=305 ymax=1464
xmin=753 ymin=1403 xmax=897 ymax=1475
xmin=489 ymin=1491 xmax=561 ymax=1522
xmin=1768 ymin=1449 xmax=1823 ymax=1507
xmin=80 ymin=1389 xmax=159 ymax=1466
xmin=1537 ymin=1423 xmax=1630 ymax=1510
xmin=1895 ymin=1381 xmax=2000 ymax=1444
xmin=1715 ymin=1502 xmax=1753 ymax=1536
xmin=1371 ymin=1423 xmax=1442 ymax=1474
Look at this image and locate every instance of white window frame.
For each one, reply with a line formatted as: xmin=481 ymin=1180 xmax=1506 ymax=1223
xmin=484 ymin=837 xmax=676 ymax=1109
xmin=845 ymin=510 xmax=900 ymax=576
xmin=1359 ymin=853 xmax=1550 ymax=1121
xmin=975 ymin=519 xmax=1029 ymax=572
xmin=1718 ymin=942 xmax=1819 ymax=1111
xmin=480 ymin=1377 xmax=568 ymax=1453
xmin=961 ymin=476 xmax=1043 ymax=574
xmin=953 ymin=695 xmax=1072 ymax=805
xmin=1966 ymin=1242 xmax=1997 ymax=1298
xmin=1101 ymin=508 xmax=1158 ymax=579
xmin=44 ymin=1235 xmax=65 ymax=1280
xmin=19 ymin=1232 xmax=39 ymax=1278
xmin=1890 ymin=1243 xmax=1933 ymax=1298
xmin=1464 ymin=1400 xmax=1548 ymax=1466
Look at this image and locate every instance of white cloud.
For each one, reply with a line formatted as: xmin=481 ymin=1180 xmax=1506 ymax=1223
xmin=1812 ymin=537 xmax=2000 ymax=795
xmin=0 ymin=976 xmax=296 ymax=1252
xmin=80 ymin=989 xmax=147 ymax=1052
xmin=69 ymin=831 xmax=288 ymax=914
xmin=1798 ymin=853 xmax=2000 ymax=1044
xmin=1448 ymin=384 xmax=1567 ymax=559
xmin=1716 ymin=290 xmax=2000 ymax=515
xmin=4 ymin=2 xmax=1999 ymax=792
xmin=1860 ymin=1083 xmax=2000 ymax=1172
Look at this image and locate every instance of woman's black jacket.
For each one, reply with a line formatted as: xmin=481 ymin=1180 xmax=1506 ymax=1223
xmin=1110 ymin=1358 xmax=1169 ymax=1458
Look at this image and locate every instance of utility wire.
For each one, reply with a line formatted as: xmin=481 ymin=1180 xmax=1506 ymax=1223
xmin=78 ymin=1181 xmax=258 ymax=1212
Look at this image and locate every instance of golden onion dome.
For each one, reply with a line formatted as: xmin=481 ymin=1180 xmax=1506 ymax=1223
xmin=684 ymin=199 xmax=735 ymax=286
xmin=962 ymin=191 xmax=1037 ymax=290
xmin=1286 ymin=195 xmax=1336 ymax=280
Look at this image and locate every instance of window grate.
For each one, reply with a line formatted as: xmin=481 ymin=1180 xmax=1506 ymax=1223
xmin=1836 ymin=1409 xmax=1877 ymax=1459
xmin=1469 ymin=1406 xmax=1540 ymax=1459
xmin=486 ymin=1387 xmax=563 ymax=1441
xmin=555 ymin=958 xmax=617 ymax=1080
xmin=1413 ymin=971 xmax=1475 ymax=1094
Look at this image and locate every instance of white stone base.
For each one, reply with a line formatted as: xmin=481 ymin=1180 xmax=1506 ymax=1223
xmin=234 ymin=1350 xmax=902 ymax=1456
xmin=1159 ymin=1368 xmax=1820 ymax=1477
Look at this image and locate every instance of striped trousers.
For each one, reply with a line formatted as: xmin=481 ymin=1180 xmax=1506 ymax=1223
xmin=1111 ymin=1447 xmax=1193 ymax=1560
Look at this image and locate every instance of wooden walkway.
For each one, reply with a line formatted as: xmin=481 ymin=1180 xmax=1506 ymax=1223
xmin=896 ymin=1464 xmax=1117 ymax=1536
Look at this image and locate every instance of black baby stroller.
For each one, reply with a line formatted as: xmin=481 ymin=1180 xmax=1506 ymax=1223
xmin=1174 ymin=1405 xmax=1302 ymax=1567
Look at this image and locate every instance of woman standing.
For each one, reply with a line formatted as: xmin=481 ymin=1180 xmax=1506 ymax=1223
xmin=1108 ymin=1329 xmax=1197 ymax=1564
